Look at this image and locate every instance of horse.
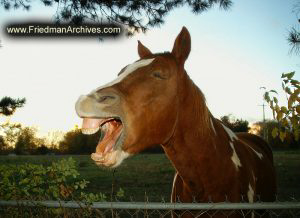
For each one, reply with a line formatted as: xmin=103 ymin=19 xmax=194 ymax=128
xmin=75 ymin=27 xmax=276 ymax=217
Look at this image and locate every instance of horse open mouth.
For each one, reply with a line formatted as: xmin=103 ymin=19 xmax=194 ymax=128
xmin=81 ymin=117 xmax=124 ymax=167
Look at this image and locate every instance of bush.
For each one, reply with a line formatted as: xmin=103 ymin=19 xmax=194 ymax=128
xmin=0 ymin=157 xmax=106 ymax=202
xmin=264 ymin=72 xmax=299 ymax=142
xmin=0 ymin=158 xmax=127 ymax=217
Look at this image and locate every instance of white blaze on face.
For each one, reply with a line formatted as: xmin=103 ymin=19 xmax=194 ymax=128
xmin=229 ymin=142 xmax=242 ymax=170
xmin=94 ymin=58 xmax=155 ymax=92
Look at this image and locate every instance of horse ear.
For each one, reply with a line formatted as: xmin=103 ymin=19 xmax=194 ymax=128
xmin=171 ymin=27 xmax=191 ymax=64
xmin=138 ymin=40 xmax=153 ymax=58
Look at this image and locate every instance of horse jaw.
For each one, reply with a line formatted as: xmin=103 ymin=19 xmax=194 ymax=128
xmin=81 ymin=117 xmax=131 ymax=168
xmin=91 ymin=149 xmax=131 ymax=168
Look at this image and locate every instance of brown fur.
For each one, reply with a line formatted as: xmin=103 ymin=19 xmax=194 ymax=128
xmin=76 ymin=27 xmax=277 ymax=218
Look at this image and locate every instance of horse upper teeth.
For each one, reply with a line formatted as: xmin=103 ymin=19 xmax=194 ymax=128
xmin=82 ymin=127 xmax=99 ymax=135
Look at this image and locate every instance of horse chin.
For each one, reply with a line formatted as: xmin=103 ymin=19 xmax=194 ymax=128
xmin=91 ymin=132 xmax=130 ymax=168
xmin=91 ymin=147 xmax=130 ymax=168
xmin=81 ymin=117 xmax=130 ymax=168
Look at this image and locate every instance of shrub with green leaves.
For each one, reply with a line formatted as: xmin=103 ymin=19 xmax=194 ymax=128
xmin=0 ymin=158 xmax=107 ymax=202
xmin=0 ymin=158 xmax=126 ymax=217
xmin=264 ymin=72 xmax=300 ymax=142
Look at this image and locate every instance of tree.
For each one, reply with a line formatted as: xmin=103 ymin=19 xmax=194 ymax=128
xmin=59 ymin=127 xmax=99 ymax=154
xmin=289 ymin=26 xmax=300 ymax=55
xmin=0 ymin=122 xmax=22 ymax=146
xmin=0 ymin=97 xmax=26 ymax=152
xmin=0 ymin=135 xmax=7 ymax=152
xmin=45 ymin=130 xmax=64 ymax=149
xmin=288 ymin=1 xmax=300 ymax=55
xmin=220 ymin=114 xmax=250 ymax=132
xmin=14 ymin=126 xmax=44 ymax=154
xmin=1 ymin=0 xmax=232 ymax=34
xmin=35 ymin=145 xmax=50 ymax=154
xmin=0 ymin=96 xmax=26 ymax=116
xmin=264 ymin=72 xmax=300 ymax=142
xmin=251 ymin=120 xmax=299 ymax=149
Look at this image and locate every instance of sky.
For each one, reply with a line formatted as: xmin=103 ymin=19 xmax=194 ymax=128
xmin=0 ymin=0 xmax=299 ymax=135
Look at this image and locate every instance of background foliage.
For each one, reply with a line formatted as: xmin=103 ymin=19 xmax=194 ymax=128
xmin=288 ymin=1 xmax=300 ymax=55
xmin=59 ymin=126 xmax=99 ymax=154
xmin=0 ymin=96 xmax=25 ymax=116
xmin=251 ymin=120 xmax=300 ymax=149
xmin=264 ymin=72 xmax=300 ymax=143
xmin=220 ymin=114 xmax=250 ymax=133
xmin=0 ymin=157 xmax=108 ymax=201
xmin=0 ymin=0 xmax=232 ymax=35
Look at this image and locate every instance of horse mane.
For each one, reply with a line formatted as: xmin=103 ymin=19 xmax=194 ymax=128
xmin=151 ymin=52 xmax=212 ymax=138
xmin=149 ymin=52 xmax=175 ymax=62
xmin=187 ymin=74 xmax=212 ymax=138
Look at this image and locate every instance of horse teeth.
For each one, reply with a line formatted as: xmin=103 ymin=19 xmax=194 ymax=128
xmin=91 ymin=153 xmax=105 ymax=162
xmin=82 ymin=127 xmax=99 ymax=135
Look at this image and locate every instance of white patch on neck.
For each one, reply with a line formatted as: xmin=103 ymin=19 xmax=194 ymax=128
xmin=247 ymin=183 xmax=254 ymax=203
xmin=248 ymin=183 xmax=255 ymax=218
xmin=251 ymin=171 xmax=257 ymax=182
xmin=229 ymin=142 xmax=242 ymax=170
xmin=94 ymin=58 xmax=155 ymax=92
xmin=222 ymin=124 xmax=238 ymax=141
xmin=210 ymin=118 xmax=217 ymax=136
xmin=171 ymin=172 xmax=178 ymax=203
xmin=246 ymin=144 xmax=264 ymax=160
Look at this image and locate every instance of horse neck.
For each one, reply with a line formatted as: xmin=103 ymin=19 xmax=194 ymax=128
xmin=163 ymin=72 xmax=225 ymax=193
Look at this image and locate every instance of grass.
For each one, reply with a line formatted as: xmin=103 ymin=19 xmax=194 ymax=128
xmin=273 ymin=150 xmax=300 ymax=199
xmin=0 ymin=150 xmax=299 ymax=201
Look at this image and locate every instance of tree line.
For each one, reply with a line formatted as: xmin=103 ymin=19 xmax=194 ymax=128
xmin=0 ymin=95 xmax=298 ymax=155
xmin=0 ymin=123 xmax=99 ymax=155
xmin=1 ymin=113 xmax=298 ymax=155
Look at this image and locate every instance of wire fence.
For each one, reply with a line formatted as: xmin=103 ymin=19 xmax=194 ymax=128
xmin=1 ymin=198 xmax=300 ymax=218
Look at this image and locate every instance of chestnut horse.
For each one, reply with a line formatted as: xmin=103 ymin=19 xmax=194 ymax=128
xmin=76 ymin=27 xmax=276 ymax=217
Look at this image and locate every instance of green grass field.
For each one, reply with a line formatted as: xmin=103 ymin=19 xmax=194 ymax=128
xmin=0 ymin=150 xmax=299 ymax=201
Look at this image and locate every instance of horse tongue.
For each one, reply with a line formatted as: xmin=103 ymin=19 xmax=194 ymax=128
xmin=81 ymin=118 xmax=103 ymax=135
xmin=96 ymin=121 xmax=122 ymax=155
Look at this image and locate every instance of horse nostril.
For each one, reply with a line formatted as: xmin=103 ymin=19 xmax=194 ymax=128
xmin=98 ymin=95 xmax=116 ymax=103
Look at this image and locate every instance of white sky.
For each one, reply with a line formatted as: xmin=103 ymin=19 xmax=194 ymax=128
xmin=0 ymin=0 xmax=299 ymax=135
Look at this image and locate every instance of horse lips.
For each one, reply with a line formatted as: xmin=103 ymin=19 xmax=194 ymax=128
xmin=82 ymin=118 xmax=102 ymax=134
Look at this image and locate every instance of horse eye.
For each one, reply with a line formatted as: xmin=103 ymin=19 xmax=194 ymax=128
xmin=152 ymin=72 xmax=166 ymax=79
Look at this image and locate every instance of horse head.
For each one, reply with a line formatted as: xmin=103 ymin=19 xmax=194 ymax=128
xmin=76 ymin=27 xmax=191 ymax=168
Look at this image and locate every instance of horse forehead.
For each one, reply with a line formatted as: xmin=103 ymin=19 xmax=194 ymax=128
xmin=122 ymin=58 xmax=155 ymax=75
xmin=94 ymin=58 xmax=155 ymax=92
